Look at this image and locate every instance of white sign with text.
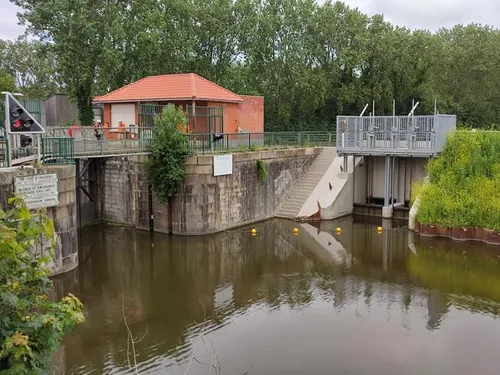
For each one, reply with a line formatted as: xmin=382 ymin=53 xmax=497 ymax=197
xmin=213 ymin=154 xmax=233 ymax=176
xmin=15 ymin=174 xmax=59 ymax=209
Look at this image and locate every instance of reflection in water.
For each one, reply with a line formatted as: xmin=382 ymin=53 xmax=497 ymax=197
xmin=52 ymin=218 xmax=500 ymax=375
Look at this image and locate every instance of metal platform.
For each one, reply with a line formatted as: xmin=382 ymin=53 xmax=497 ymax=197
xmin=336 ymin=115 xmax=456 ymax=157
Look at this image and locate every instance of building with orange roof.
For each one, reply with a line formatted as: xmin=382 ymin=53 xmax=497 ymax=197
xmin=94 ymin=73 xmax=264 ymax=135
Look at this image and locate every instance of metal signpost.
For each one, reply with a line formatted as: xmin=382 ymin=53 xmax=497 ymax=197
xmin=1 ymin=91 xmax=46 ymax=168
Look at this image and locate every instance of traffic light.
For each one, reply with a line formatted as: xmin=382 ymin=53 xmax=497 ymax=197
xmin=6 ymin=93 xmax=44 ymax=134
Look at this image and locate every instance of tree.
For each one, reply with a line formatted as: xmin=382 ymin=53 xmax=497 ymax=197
xmin=0 ymin=38 xmax=61 ymax=99
xmin=0 ymin=71 xmax=16 ymax=93
xmin=0 ymin=197 xmax=84 ymax=373
xmin=11 ymin=0 xmax=500 ymax=129
xmin=144 ymin=104 xmax=191 ymax=203
xmin=12 ymin=0 xmax=126 ymax=125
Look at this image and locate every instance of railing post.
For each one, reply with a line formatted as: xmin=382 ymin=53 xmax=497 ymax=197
xmin=248 ymin=133 xmax=251 ymax=150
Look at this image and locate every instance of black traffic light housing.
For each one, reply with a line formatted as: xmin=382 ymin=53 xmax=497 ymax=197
xmin=6 ymin=93 xmax=44 ymax=134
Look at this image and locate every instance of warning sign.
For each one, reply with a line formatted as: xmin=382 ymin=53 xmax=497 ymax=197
xmin=15 ymin=174 xmax=59 ymax=209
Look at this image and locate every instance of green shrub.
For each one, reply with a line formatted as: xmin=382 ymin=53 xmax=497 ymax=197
xmin=257 ymin=159 xmax=268 ymax=184
xmin=143 ymin=104 xmax=190 ymax=203
xmin=0 ymin=197 xmax=84 ymax=373
xmin=416 ymin=130 xmax=500 ymax=230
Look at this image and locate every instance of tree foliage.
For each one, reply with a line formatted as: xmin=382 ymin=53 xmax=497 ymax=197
xmin=0 ymin=197 xmax=84 ymax=374
xmin=144 ymin=104 xmax=190 ymax=203
xmin=7 ymin=0 xmax=500 ymax=128
xmin=0 ymin=38 xmax=60 ymax=99
xmin=414 ymin=131 xmax=500 ymax=230
xmin=0 ymin=71 xmax=16 ymax=93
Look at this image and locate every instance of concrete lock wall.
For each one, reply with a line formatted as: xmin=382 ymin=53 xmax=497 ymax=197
xmin=95 ymin=148 xmax=319 ymax=235
xmin=0 ymin=165 xmax=78 ymax=276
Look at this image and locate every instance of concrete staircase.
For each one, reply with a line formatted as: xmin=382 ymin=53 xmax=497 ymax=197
xmin=277 ymin=147 xmax=337 ymax=218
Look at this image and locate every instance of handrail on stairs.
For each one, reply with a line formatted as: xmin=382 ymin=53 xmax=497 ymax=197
xmin=277 ymin=148 xmax=320 ymax=202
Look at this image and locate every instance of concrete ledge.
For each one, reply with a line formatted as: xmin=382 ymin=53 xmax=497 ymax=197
xmin=233 ymin=151 xmax=261 ymax=162
xmin=185 ymin=165 xmax=212 ymax=175
xmin=196 ymin=155 xmax=213 ymax=165
xmin=184 ymin=156 xmax=198 ymax=165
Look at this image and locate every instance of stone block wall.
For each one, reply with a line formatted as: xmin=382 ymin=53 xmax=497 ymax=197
xmin=0 ymin=165 xmax=78 ymax=276
xmin=171 ymin=148 xmax=319 ymax=235
xmin=95 ymin=148 xmax=319 ymax=235
xmin=96 ymin=155 xmax=148 ymax=225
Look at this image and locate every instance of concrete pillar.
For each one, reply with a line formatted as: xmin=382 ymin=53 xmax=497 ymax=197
xmin=383 ymin=155 xmax=393 ymax=218
xmin=384 ymin=155 xmax=390 ymax=206
xmin=382 ymin=206 xmax=393 ymax=218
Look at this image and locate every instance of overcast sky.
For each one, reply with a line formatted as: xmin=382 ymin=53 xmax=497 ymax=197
xmin=1 ymin=0 xmax=499 ymax=40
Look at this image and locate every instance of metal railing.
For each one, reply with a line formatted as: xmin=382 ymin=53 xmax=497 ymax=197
xmin=336 ymin=115 xmax=456 ymax=155
xmin=44 ymin=126 xmax=151 ymax=157
xmin=41 ymin=137 xmax=75 ymax=164
xmin=1 ymin=128 xmax=338 ymax=165
xmin=41 ymin=127 xmax=337 ymax=158
xmin=185 ymin=131 xmax=336 ymax=154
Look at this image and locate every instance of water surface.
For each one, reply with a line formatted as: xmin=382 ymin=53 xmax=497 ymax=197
xmin=52 ymin=218 xmax=500 ymax=375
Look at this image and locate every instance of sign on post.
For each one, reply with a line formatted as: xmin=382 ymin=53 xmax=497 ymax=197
xmin=213 ymin=154 xmax=233 ymax=176
xmin=15 ymin=173 xmax=59 ymax=209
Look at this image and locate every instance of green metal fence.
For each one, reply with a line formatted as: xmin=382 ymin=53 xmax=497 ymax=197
xmin=185 ymin=131 xmax=337 ymax=154
xmin=41 ymin=137 xmax=75 ymax=164
xmin=0 ymin=138 xmax=9 ymax=168
xmin=4 ymin=130 xmax=335 ymax=162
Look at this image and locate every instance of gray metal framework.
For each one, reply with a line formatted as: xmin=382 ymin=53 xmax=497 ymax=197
xmin=336 ymin=115 xmax=456 ymax=156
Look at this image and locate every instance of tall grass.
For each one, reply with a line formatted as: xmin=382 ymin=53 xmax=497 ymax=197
xmin=414 ymin=131 xmax=500 ymax=230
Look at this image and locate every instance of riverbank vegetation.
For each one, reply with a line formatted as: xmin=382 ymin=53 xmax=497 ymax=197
xmin=4 ymin=1 xmax=500 ymax=128
xmin=413 ymin=131 xmax=500 ymax=230
xmin=143 ymin=104 xmax=190 ymax=203
xmin=0 ymin=197 xmax=84 ymax=373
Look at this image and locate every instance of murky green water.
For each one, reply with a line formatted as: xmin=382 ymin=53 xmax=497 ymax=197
xmin=52 ymin=217 xmax=500 ymax=375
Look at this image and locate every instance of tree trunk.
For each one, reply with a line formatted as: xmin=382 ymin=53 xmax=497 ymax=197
xmin=76 ymin=84 xmax=94 ymax=126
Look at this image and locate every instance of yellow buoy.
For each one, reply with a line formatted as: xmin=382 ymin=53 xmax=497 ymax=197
xmin=293 ymin=228 xmax=299 ymax=234
xmin=252 ymin=233 xmax=257 ymax=237
xmin=335 ymin=227 xmax=342 ymax=233
xmin=251 ymin=228 xmax=257 ymax=234
xmin=377 ymin=226 xmax=383 ymax=232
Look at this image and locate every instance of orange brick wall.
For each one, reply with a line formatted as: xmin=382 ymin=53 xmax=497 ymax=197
xmin=209 ymin=96 xmax=264 ymax=133
xmin=222 ymin=103 xmax=241 ymax=133
xmin=237 ymin=95 xmax=264 ymax=133
xmin=103 ymin=103 xmax=112 ymax=125
xmin=100 ymin=96 xmax=264 ymax=134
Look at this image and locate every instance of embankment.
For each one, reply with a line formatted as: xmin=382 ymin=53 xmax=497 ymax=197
xmin=412 ymin=131 xmax=500 ymax=245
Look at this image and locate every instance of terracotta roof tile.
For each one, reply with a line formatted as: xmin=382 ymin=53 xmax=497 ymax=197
xmin=94 ymin=73 xmax=244 ymax=103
